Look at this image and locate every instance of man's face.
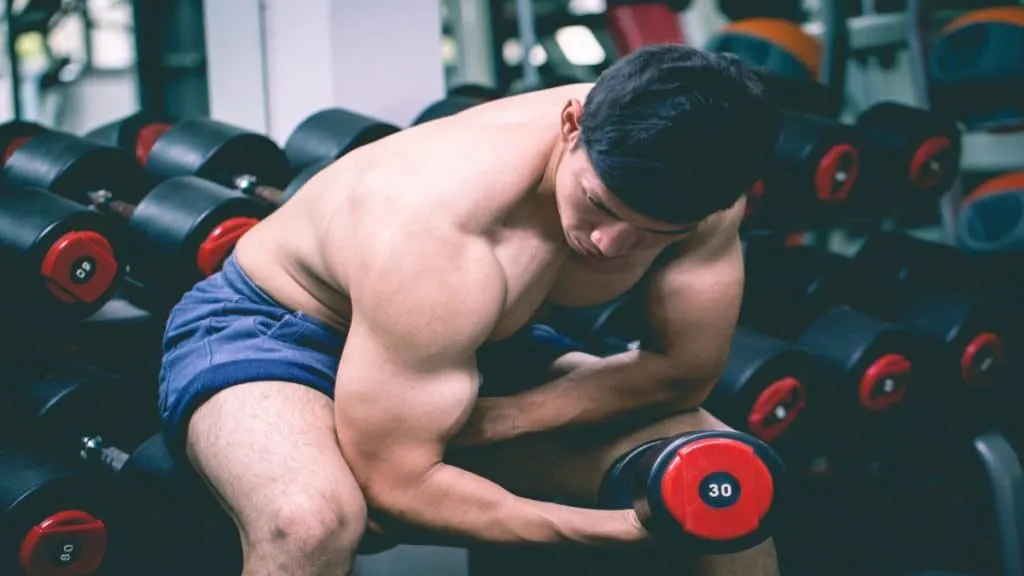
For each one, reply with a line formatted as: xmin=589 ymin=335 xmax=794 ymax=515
xmin=553 ymin=101 xmax=700 ymax=261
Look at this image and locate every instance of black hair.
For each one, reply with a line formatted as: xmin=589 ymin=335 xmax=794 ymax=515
xmin=578 ymin=44 xmax=781 ymax=224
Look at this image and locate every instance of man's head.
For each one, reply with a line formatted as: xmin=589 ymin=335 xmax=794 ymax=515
xmin=553 ymin=44 xmax=781 ymax=260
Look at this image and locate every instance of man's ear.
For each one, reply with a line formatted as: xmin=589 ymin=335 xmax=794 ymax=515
xmin=560 ymin=98 xmax=583 ymax=143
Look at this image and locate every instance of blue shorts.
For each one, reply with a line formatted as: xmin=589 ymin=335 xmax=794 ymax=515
xmin=157 ymin=254 xmax=587 ymax=460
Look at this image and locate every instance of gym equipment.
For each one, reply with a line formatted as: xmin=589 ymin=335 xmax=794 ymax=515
xmin=1 ymin=448 xmax=111 ymax=576
xmin=139 ymin=118 xmax=293 ymax=207
xmin=957 ymin=171 xmax=1024 ymax=252
xmin=83 ymin=111 xmax=172 ymax=168
xmin=743 ymin=111 xmax=860 ymax=230
xmin=412 ymin=91 xmax=495 ymax=126
xmin=716 ymin=0 xmax=805 ymax=22
xmin=605 ymin=1 xmax=686 ymax=56
xmin=747 ymin=243 xmax=1006 ymax=431
xmin=598 ymin=429 xmax=786 ymax=554
xmin=928 ymin=6 xmax=1024 ymax=129
xmin=881 ymin=431 xmax=1024 ymax=576
xmin=78 ymin=432 xmax=245 ymax=576
xmin=283 ymin=108 xmax=399 ymax=173
xmin=705 ymin=18 xmax=840 ymax=119
xmin=279 ymin=159 xmax=333 ymax=205
xmin=707 ymin=19 xmax=819 ymax=81
xmin=852 ymin=102 xmax=961 ymax=214
xmin=0 ymin=126 xmax=271 ymax=304
xmin=742 ymin=244 xmax=928 ymax=427
xmin=0 ymin=181 xmax=123 ymax=322
xmin=710 ymin=328 xmax=824 ymax=454
xmin=1 ymin=363 xmax=156 ymax=460
xmin=850 ymin=231 xmax=1024 ymax=319
xmin=591 ymin=317 xmax=822 ymax=458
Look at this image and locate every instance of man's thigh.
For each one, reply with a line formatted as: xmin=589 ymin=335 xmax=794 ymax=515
xmin=186 ymin=381 xmax=363 ymax=539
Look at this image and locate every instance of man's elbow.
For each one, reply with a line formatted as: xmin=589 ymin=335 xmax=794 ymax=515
xmin=662 ymin=357 xmax=725 ymax=407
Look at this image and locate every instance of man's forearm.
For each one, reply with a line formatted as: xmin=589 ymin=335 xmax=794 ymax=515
xmin=498 ymin=349 xmax=711 ymax=438
xmin=368 ymin=462 xmax=644 ymax=546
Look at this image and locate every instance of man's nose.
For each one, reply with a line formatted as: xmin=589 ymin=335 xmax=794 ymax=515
xmin=591 ymin=222 xmax=637 ymax=257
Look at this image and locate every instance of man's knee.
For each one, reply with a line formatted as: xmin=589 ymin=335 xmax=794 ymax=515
xmin=248 ymin=490 xmax=368 ymax=560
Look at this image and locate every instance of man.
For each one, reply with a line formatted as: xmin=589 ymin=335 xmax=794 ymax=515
xmin=158 ymin=45 xmax=781 ymax=576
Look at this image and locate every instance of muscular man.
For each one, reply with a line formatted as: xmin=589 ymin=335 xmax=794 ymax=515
xmin=158 ymin=45 xmax=781 ymax=576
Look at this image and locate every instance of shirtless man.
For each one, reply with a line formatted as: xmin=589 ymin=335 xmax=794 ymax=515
xmin=158 ymin=45 xmax=782 ymax=576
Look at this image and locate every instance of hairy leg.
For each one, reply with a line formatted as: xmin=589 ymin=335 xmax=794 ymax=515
xmin=186 ymin=382 xmax=367 ymax=576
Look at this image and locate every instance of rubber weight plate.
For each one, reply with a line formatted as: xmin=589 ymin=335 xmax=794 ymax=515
xmin=412 ymin=94 xmax=492 ymax=126
xmin=855 ymin=102 xmax=961 ymax=204
xmin=279 ymin=159 xmax=331 ymax=205
xmin=85 ymin=112 xmax=173 ymax=167
xmin=705 ymin=18 xmax=820 ymax=81
xmin=283 ymin=109 xmax=399 ymax=173
xmin=957 ymin=171 xmax=1024 ymax=252
xmin=929 ymin=7 xmax=1024 ymax=129
xmin=0 ymin=120 xmax=48 ymax=164
xmin=146 ymin=118 xmax=293 ymax=190
xmin=4 ymin=130 xmax=149 ymax=205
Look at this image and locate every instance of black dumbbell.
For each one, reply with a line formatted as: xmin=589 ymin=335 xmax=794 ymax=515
xmin=754 ymin=243 xmax=1007 ymax=396
xmin=0 ymin=124 xmax=271 ymax=305
xmin=598 ymin=429 xmax=787 ymax=554
xmin=283 ymin=108 xmax=400 ymax=174
xmin=741 ymin=243 xmax=930 ymax=430
xmin=78 ymin=433 xmax=244 ymax=576
xmin=592 ymin=321 xmax=823 ymax=462
xmin=851 ymin=231 xmax=1024 ymax=314
xmin=710 ymin=328 xmax=828 ymax=460
xmin=412 ymin=90 xmax=496 ymax=126
xmin=744 ymin=111 xmax=861 ymax=230
xmin=1 ymin=363 xmax=156 ymax=461
xmin=851 ymin=101 xmax=961 ymax=213
xmin=142 ymin=113 xmax=397 ymax=208
xmin=1 ymin=448 xmax=111 ymax=576
xmin=0 ymin=181 xmax=123 ymax=323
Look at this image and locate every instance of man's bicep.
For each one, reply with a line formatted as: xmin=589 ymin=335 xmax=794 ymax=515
xmin=332 ymin=242 xmax=506 ymax=493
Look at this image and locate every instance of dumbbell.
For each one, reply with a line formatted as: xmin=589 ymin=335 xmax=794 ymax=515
xmin=747 ymin=243 xmax=1006 ymax=436
xmin=597 ymin=429 xmax=787 ymax=554
xmin=591 ymin=317 xmax=823 ymax=463
xmin=77 ymin=432 xmax=244 ymax=576
xmin=743 ymin=111 xmax=861 ymax=230
xmin=134 ymin=113 xmax=394 ymax=208
xmin=412 ymin=86 xmax=497 ymax=126
xmin=741 ymin=244 xmax=930 ymax=433
xmin=1 ymin=448 xmax=111 ymax=576
xmin=851 ymin=231 xmax=1024 ymax=321
xmin=0 ymin=362 xmax=156 ymax=461
xmin=0 ymin=123 xmax=271 ymax=305
xmin=850 ymin=102 xmax=961 ymax=214
xmin=0 ymin=180 xmax=124 ymax=323
xmin=283 ymin=108 xmax=400 ymax=173
xmin=758 ymin=243 xmax=1005 ymax=391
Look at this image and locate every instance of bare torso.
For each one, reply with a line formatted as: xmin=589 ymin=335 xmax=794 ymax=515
xmin=233 ymin=84 xmax=735 ymax=341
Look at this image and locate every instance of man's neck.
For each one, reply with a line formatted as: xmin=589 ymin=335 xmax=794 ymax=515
xmin=537 ymin=133 xmax=567 ymax=198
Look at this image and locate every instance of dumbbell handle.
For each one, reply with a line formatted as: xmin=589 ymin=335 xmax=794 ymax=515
xmin=79 ymin=436 xmax=129 ymax=473
xmin=87 ymin=190 xmax=136 ymax=219
xmin=234 ymin=174 xmax=284 ymax=206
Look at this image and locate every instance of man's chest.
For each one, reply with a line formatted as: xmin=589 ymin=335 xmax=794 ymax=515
xmin=489 ymin=236 xmax=655 ymax=340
